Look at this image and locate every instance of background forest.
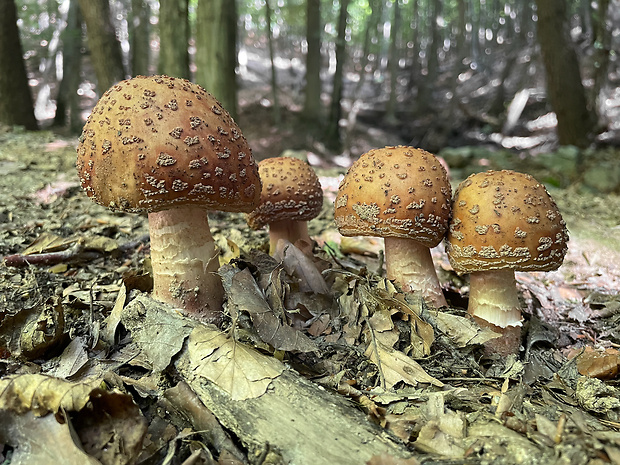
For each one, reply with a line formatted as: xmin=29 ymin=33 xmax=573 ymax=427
xmin=1 ymin=0 xmax=619 ymax=164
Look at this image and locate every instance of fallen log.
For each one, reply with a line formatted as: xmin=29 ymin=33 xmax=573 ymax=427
xmin=120 ymin=294 xmax=417 ymax=465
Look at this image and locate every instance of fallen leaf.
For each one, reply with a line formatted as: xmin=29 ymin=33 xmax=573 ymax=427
xmin=365 ymin=340 xmax=443 ymax=389
xmin=229 ymin=268 xmax=317 ymax=353
xmin=567 ymin=346 xmax=620 ymax=380
xmin=430 ymin=310 xmax=500 ymax=347
xmin=189 ymin=325 xmax=284 ymax=400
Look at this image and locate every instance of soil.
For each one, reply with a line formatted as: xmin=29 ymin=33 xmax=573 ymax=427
xmin=1 ymin=109 xmax=620 ymax=464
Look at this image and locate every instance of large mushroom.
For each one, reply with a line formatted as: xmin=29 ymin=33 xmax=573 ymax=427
xmin=76 ymin=75 xmax=261 ymax=323
xmin=446 ymin=170 xmax=569 ymax=355
xmin=247 ymin=157 xmax=323 ymax=255
xmin=334 ymin=146 xmax=452 ymax=308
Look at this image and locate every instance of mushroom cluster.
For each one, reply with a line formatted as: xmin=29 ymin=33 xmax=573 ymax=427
xmin=446 ymin=170 xmax=569 ymax=355
xmin=334 ymin=146 xmax=452 ymax=308
xmin=76 ymin=75 xmax=261 ymax=323
xmin=247 ymin=157 xmax=323 ymax=255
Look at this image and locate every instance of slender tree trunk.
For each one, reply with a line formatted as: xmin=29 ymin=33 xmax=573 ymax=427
xmin=0 ymin=0 xmax=38 ymax=130
xmin=354 ymin=0 xmax=381 ymax=95
xmin=78 ymin=0 xmax=125 ymax=93
xmin=265 ymin=0 xmax=281 ymax=126
xmin=303 ymin=0 xmax=321 ymax=123
xmin=326 ymin=0 xmax=350 ymax=151
xmin=535 ymin=0 xmax=595 ymax=147
xmin=407 ymin=0 xmax=420 ymax=93
xmin=53 ymin=0 xmax=82 ymax=133
xmin=131 ymin=0 xmax=150 ymax=76
xmin=385 ymin=0 xmax=401 ymax=124
xmin=591 ymin=0 xmax=611 ymax=122
xmin=195 ymin=0 xmax=238 ymax=118
xmin=158 ymin=0 xmax=189 ymax=79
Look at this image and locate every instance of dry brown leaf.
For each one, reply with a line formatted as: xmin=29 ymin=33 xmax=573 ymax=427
xmin=0 ymin=410 xmax=102 ymax=465
xmin=276 ymin=240 xmax=330 ymax=294
xmin=365 ymin=340 xmax=443 ymax=389
xmin=429 ymin=309 xmax=500 ymax=347
xmin=568 ymin=346 xmax=620 ymax=380
xmin=228 ymin=268 xmax=317 ymax=353
xmin=189 ymin=325 xmax=284 ymax=400
xmin=0 ymin=374 xmax=101 ymax=415
xmin=413 ymin=393 xmax=466 ymax=458
xmin=22 ymin=232 xmax=77 ymax=255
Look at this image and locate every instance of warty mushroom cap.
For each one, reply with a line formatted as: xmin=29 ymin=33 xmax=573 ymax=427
xmin=446 ymin=170 xmax=569 ymax=273
xmin=246 ymin=157 xmax=323 ymax=230
xmin=76 ymin=75 xmax=260 ymax=214
xmin=334 ymin=146 xmax=452 ymax=248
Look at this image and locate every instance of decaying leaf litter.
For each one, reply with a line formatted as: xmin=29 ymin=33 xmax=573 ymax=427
xmin=1 ymin=127 xmax=620 ymax=465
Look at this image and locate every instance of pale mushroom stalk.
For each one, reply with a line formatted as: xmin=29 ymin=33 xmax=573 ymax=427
xmin=148 ymin=205 xmax=223 ymax=324
xmin=267 ymin=220 xmax=312 ymax=255
xmin=468 ymin=269 xmax=522 ymax=356
xmin=384 ymin=237 xmax=448 ymax=308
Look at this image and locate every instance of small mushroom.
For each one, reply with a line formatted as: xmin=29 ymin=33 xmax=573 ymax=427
xmin=334 ymin=146 xmax=452 ymax=308
xmin=446 ymin=170 xmax=569 ymax=355
xmin=76 ymin=75 xmax=261 ymax=323
xmin=246 ymin=157 xmax=323 ymax=255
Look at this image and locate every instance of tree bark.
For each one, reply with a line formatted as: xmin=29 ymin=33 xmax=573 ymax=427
xmin=195 ymin=0 xmax=238 ymax=118
xmin=326 ymin=0 xmax=350 ymax=151
xmin=131 ymin=0 xmax=150 ymax=76
xmin=303 ymin=0 xmax=322 ymax=123
xmin=157 ymin=0 xmax=189 ymax=79
xmin=385 ymin=0 xmax=401 ymax=124
xmin=535 ymin=0 xmax=595 ymax=147
xmin=0 ymin=0 xmax=38 ymax=130
xmin=122 ymin=295 xmax=416 ymax=465
xmin=78 ymin=0 xmax=125 ymax=94
xmin=53 ymin=0 xmax=82 ymax=133
xmin=265 ymin=0 xmax=281 ymax=126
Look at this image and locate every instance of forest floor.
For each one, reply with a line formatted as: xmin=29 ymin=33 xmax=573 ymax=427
xmin=1 ymin=100 xmax=620 ymax=465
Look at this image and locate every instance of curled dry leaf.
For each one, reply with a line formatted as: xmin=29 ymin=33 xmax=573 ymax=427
xmin=567 ymin=346 xmax=620 ymax=380
xmin=228 ymin=267 xmax=318 ymax=353
xmin=188 ymin=324 xmax=284 ymax=401
xmin=364 ymin=340 xmax=443 ymax=389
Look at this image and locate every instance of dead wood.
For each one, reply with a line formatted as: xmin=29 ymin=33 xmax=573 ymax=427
xmin=121 ymin=295 xmax=416 ymax=465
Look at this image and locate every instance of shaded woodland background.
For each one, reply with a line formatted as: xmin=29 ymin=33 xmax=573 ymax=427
xmin=0 ymin=0 xmax=619 ymax=160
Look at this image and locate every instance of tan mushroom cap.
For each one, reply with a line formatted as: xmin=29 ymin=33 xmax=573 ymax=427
xmin=247 ymin=157 xmax=323 ymax=229
xmin=76 ymin=75 xmax=260 ymax=214
xmin=334 ymin=146 xmax=452 ymax=248
xmin=446 ymin=170 xmax=569 ymax=273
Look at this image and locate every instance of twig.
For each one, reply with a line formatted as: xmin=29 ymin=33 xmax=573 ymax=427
xmin=2 ymin=234 xmax=150 ymax=268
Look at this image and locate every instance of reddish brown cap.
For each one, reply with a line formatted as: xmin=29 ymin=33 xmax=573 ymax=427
xmin=247 ymin=157 xmax=323 ymax=229
xmin=334 ymin=146 xmax=452 ymax=248
xmin=76 ymin=75 xmax=260 ymax=213
xmin=446 ymin=170 xmax=569 ymax=273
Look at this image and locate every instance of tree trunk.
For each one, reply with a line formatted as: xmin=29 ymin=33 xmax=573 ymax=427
xmin=0 ymin=0 xmax=38 ymax=130
xmin=53 ymin=0 xmax=83 ymax=133
xmin=385 ymin=0 xmax=401 ymax=124
xmin=195 ymin=0 xmax=238 ymax=118
xmin=131 ymin=0 xmax=150 ymax=76
xmin=354 ymin=0 xmax=381 ymax=94
xmin=158 ymin=0 xmax=189 ymax=79
xmin=326 ymin=0 xmax=350 ymax=151
xmin=303 ymin=0 xmax=321 ymax=123
xmin=78 ymin=0 xmax=125 ymax=94
xmin=265 ymin=0 xmax=281 ymax=126
xmin=535 ymin=0 xmax=595 ymax=148
xmin=591 ymin=0 xmax=611 ymax=123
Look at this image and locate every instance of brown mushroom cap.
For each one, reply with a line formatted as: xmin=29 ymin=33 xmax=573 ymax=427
xmin=76 ymin=75 xmax=260 ymax=214
xmin=446 ymin=170 xmax=569 ymax=273
xmin=246 ymin=157 xmax=323 ymax=229
xmin=334 ymin=146 xmax=452 ymax=248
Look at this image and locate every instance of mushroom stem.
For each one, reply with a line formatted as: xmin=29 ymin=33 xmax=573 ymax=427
xmin=148 ymin=205 xmax=224 ymax=323
xmin=268 ymin=220 xmax=311 ymax=255
xmin=468 ymin=269 xmax=522 ymax=356
xmin=384 ymin=237 xmax=448 ymax=308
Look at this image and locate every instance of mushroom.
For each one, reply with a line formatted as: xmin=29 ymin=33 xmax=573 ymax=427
xmin=76 ymin=75 xmax=261 ymax=323
xmin=246 ymin=157 xmax=323 ymax=255
xmin=334 ymin=146 xmax=452 ymax=308
xmin=446 ymin=170 xmax=569 ymax=355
